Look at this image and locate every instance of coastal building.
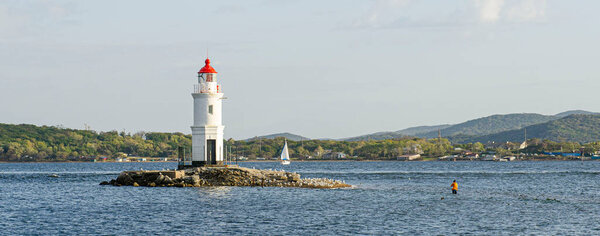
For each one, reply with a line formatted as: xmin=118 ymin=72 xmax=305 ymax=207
xmin=519 ymin=141 xmax=528 ymax=149
xmin=397 ymin=154 xmax=421 ymax=161
xmin=463 ymin=152 xmax=479 ymax=159
xmin=403 ymin=144 xmax=423 ymax=155
xmin=481 ymin=154 xmax=496 ymax=161
xmin=323 ymin=152 xmax=347 ymax=159
xmin=189 ymin=58 xmax=225 ymax=167
xmin=466 ymin=153 xmax=479 ymax=159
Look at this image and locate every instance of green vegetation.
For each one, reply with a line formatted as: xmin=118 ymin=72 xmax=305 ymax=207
xmin=555 ymin=110 xmax=598 ymax=118
xmin=521 ymin=139 xmax=600 ymax=154
xmin=0 ymin=124 xmax=190 ymax=161
xmin=246 ymin=132 xmax=309 ymax=142
xmin=2 ymin=116 xmax=600 ymax=162
xmin=341 ymin=110 xmax=597 ymax=142
xmin=344 ymin=124 xmax=451 ymax=141
xmin=227 ymin=137 xmax=452 ymax=160
xmin=465 ymin=114 xmax=600 ymax=143
xmin=0 ymin=123 xmax=453 ymax=161
xmin=419 ymin=113 xmax=556 ymax=138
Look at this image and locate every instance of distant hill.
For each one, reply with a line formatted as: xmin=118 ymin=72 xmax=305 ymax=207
xmin=554 ymin=110 xmax=599 ymax=118
xmin=417 ymin=113 xmax=557 ymax=138
xmin=245 ymin=133 xmax=309 ymax=141
xmin=343 ymin=124 xmax=451 ymax=141
xmin=465 ymin=114 xmax=600 ymax=143
xmin=396 ymin=125 xmax=453 ymax=136
xmin=343 ymin=131 xmax=405 ymax=141
xmin=341 ymin=110 xmax=598 ymax=143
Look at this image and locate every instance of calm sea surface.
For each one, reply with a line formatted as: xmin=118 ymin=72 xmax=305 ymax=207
xmin=1 ymin=161 xmax=599 ymax=235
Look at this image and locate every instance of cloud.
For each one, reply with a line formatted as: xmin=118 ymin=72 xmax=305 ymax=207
xmin=47 ymin=5 xmax=69 ymax=18
xmin=0 ymin=1 xmax=76 ymax=41
xmin=349 ymin=0 xmax=547 ymax=29
xmin=506 ymin=0 xmax=546 ymax=22
xmin=351 ymin=0 xmax=412 ymax=28
xmin=474 ymin=0 xmax=504 ymax=22
xmin=0 ymin=5 xmax=30 ymax=36
xmin=474 ymin=0 xmax=546 ymax=23
xmin=213 ymin=5 xmax=245 ymax=14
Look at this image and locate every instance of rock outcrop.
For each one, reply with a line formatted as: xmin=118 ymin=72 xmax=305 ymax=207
xmin=100 ymin=166 xmax=351 ymax=189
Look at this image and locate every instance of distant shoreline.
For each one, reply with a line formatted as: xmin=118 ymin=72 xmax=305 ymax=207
xmin=0 ymin=159 xmax=595 ymax=163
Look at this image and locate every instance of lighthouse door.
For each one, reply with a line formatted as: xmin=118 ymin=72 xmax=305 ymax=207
xmin=207 ymin=139 xmax=217 ymax=165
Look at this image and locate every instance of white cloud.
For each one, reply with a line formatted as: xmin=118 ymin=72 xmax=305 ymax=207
xmin=0 ymin=1 xmax=75 ymax=42
xmin=349 ymin=0 xmax=547 ymax=30
xmin=352 ymin=0 xmax=411 ymax=28
xmin=475 ymin=0 xmax=504 ymax=23
xmin=213 ymin=5 xmax=245 ymax=14
xmin=474 ymin=0 xmax=546 ymax=23
xmin=48 ymin=5 xmax=68 ymax=19
xmin=506 ymin=0 xmax=546 ymax=22
xmin=0 ymin=5 xmax=30 ymax=37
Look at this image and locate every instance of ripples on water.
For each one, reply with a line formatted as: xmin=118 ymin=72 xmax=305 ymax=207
xmin=1 ymin=161 xmax=599 ymax=235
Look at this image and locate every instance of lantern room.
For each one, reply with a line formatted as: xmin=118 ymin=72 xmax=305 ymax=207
xmin=194 ymin=58 xmax=221 ymax=94
xmin=198 ymin=58 xmax=218 ymax=83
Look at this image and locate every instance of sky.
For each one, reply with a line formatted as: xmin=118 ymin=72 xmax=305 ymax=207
xmin=1 ymin=0 xmax=599 ymax=140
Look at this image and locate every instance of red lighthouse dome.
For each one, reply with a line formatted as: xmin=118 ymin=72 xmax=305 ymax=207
xmin=198 ymin=58 xmax=217 ymax=74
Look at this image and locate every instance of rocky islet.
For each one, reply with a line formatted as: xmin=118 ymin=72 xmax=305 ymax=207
xmin=101 ymin=166 xmax=351 ymax=189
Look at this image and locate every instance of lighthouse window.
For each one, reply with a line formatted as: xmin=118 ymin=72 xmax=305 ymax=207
xmin=208 ymin=105 xmax=213 ymax=114
xmin=206 ymin=74 xmax=213 ymax=82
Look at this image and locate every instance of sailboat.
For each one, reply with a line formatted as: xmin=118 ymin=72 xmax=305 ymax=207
xmin=280 ymin=140 xmax=291 ymax=165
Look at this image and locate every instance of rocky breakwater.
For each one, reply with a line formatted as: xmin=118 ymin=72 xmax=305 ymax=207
xmin=100 ymin=166 xmax=351 ymax=189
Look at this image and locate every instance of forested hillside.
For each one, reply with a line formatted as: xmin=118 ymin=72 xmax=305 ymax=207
xmin=0 ymin=124 xmax=190 ymax=161
xmin=0 ymin=123 xmax=453 ymax=161
xmin=2 ymin=114 xmax=600 ymax=162
xmin=343 ymin=124 xmax=451 ymax=141
xmin=466 ymin=115 xmax=600 ymax=143
xmin=418 ymin=113 xmax=557 ymax=138
xmin=245 ymin=132 xmax=309 ymax=141
xmin=343 ymin=110 xmax=597 ymax=141
xmin=554 ymin=110 xmax=599 ymax=118
xmin=396 ymin=125 xmax=453 ymax=136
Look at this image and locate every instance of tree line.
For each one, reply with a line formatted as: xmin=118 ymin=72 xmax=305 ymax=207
xmin=0 ymin=124 xmax=190 ymax=161
xmin=224 ymin=137 xmax=452 ymax=160
xmin=1 ymin=123 xmax=600 ymax=162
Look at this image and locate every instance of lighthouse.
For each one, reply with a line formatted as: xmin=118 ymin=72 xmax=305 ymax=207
xmin=191 ymin=58 xmax=225 ymax=166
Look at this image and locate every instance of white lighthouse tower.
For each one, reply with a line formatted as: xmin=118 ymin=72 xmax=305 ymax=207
xmin=191 ymin=58 xmax=225 ymax=166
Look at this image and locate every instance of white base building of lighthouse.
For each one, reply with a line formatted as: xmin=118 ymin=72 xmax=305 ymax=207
xmin=189 ymin=58 xmax=225 ymax=167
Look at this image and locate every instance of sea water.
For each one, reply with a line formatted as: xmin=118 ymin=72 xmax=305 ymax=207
xmin=1 ymin=161 xmax=599 ymax=235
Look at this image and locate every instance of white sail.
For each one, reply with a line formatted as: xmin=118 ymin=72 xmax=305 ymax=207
xmin=280 ymin=140 xmax=290 ymax=164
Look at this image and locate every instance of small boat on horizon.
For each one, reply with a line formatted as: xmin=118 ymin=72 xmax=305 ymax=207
xmin=280 ymin=140 xmax=290 ymax=165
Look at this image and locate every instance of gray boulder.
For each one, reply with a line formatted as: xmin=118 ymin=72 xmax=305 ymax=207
xmin=116 ymin=173 xmax=134 ymax=185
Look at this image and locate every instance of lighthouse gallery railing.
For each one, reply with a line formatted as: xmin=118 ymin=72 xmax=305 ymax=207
xmin=194 ymin=84 xmax=221 ymax=94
